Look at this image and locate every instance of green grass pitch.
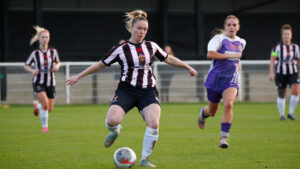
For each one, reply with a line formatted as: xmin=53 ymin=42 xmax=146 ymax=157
xmin=0 ymin=103 xmax=299 ymax=169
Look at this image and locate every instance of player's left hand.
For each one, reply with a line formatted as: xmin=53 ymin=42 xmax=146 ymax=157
xmin=66 ymin=75 xmax=80 ymax=86
xmin=51 ymin=65 xmax=60 ymax=72
xmin=189 ymin=67 xmax=198 ymax=77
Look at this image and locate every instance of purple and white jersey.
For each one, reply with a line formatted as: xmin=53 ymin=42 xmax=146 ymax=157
xmin=204 ymin=34 xmax=246 ymax=91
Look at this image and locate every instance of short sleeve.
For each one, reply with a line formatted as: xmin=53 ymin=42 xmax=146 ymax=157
xmin=207 ymin=35 xmax=223 ymax=52
xmin=53 ymin=49 xmax=60 ymax=63
xmin=101 ymin=45 xmax=120 ymax=66
xmin=295 ymin=44 xmax=300 ymax=59
xmin=241 ymin=39 xmax=246 ymax=49
xmin=151 ymin=42 xmax=168 ymax=61
xmin=25 ymin=51 xmax=35 ymax=66
xmin=271 ymin=46 xmax=279 ymax=58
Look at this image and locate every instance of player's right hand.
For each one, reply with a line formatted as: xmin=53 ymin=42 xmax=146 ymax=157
xmin=32 ymin=69 xmax=39 ymax=75
xmin=229 ymin=53 xmax=242 ymax=59
xmin=269 ymin=73 xmax=274 ymax=81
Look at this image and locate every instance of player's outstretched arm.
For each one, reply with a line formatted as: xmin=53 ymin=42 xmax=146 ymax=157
xmin=66 ymin=61 xmax=106 ymax=86
xmin=207 ymin=51 xmax=241 ymax=60
xmin=164 ymin=55 xmax=198 ymax=77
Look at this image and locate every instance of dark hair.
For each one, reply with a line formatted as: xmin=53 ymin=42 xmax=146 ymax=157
xmin=281 ymin=24 xmax=292 ymax=35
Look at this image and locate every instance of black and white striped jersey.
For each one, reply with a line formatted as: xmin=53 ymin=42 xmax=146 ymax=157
xmin=25 ymin=47 xmax=60 ymax=87
xmin=271 ymin=43 xmax=300 ymax=75
xmin=102 ymin=40 xmax=168 ymax=88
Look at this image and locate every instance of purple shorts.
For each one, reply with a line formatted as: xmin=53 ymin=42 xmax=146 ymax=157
xmin=206 ymin=84 xmax=238 ymax=103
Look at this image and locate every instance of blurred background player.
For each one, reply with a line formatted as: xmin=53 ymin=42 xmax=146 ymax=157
xmin=159 ymin=44 xmax=175 ymax=102
xmin=269 ymin=24 xmax=300 ymax=120
xmin=197 ymin=15 xmax=246 ymax=148
xmin=66 ymin=9 xmax=197 ymax=167
xmin=24 ymin=26 xmax=61 ymax=133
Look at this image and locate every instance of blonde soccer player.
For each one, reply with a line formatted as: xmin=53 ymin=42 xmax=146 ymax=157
xmin=66 ymin=9 xmax=197 ymax=167
xmin=197 ymin=15 xmax=246 ymax=149
xmin=24 ymin=26 xmax=61 ymax=133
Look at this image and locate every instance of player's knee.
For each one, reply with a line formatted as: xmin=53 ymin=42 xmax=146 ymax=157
xmin=106 ymin=118 xmax=121 ymax=127
xmin=224 ymin=101 xmax=233 ymax=111
xmin=293 ymin=91 xmax=299 ymax=95
xmin=42 ymin=105 xmax=48 ymax=110
xmin=291 ymin=89 xmax=299 ymax=95
xmin=278 ymin=89 xmax=286 ymax=98
xmin=147 ymin=121 xmax=159 ymax=129
xmin=208 ymin=108 xmax=217 ymax=116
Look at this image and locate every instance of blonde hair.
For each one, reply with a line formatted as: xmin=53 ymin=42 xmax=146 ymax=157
xmin=124 ymin=9 xmax=148 ymax=33
xmin=224 ymin=15 xmax=239 ymax=26
xmin=210 ymin=29 xmax=225 ymax=38
xmin=210 ymin=15 xmax=239 ymax=38
xmin=29 ymin=25 xmax=49 ymax=45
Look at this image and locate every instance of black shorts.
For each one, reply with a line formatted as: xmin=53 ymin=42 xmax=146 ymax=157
xmin=32 ymin=83 xmax=56 ymax=98
xmin=111 ymin=82 xmax=160 ymax=113
xmin=275 ymin=73 xmax=300 ymax=89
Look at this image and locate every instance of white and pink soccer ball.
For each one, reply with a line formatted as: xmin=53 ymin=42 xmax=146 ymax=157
xmin=113 ymin=147 xmax=136 ymax=168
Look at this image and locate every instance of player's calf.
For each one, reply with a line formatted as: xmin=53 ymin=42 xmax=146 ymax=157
xmin=198 ymin=108 xmax=207 ymax=129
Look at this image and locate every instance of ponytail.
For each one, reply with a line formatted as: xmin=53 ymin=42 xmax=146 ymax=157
xmin=124 ymin=9 xmax=148 ymax=33
xmin=210 ymin=28 xmax=225 ymax=39
xmin=29 ymin=25 xmax=49 ymax=45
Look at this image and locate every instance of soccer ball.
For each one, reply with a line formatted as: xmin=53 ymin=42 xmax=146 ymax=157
xmin=113 ymin=147 xmax=136 ymax=168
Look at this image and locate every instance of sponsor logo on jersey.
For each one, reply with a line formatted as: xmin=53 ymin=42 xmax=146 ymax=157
xmin=238 ymin=45 xmax=243 ymax=51
xmin=232 ymin=44 xmax=236 ymax=50
xmin=138 ymin=54 xmax=145 ymax=64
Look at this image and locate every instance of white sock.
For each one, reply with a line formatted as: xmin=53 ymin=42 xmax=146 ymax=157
xmin=277 ymin=97 xmax=285 ymax=116
xmin=220 ymin=131 xmax=229 ymax=139
xmin=40 ymin=109 xmax=48 ymax=128
xmin=141 ymin=127 xmax=159 ymax=160
xmin=37 ymin=104 xmax=42 ymax=110
xmin=105 ymin=119 xmax=121 ymax=134
xmin=289 ymin=95 xmax=299 ymax=115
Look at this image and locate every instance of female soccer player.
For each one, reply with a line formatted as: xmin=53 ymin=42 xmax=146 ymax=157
xmin=24 ymin=26 xmax=61 ymax=133
xmin=66 ymin=10 xmax=197 ymax=167
xmin=269 ymin=24 xmax=300 ymax=120
xmin=197 ymin=15 xmax=246 ymax=149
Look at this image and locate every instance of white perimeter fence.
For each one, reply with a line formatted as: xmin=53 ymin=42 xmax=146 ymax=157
xmin=0 ymin=60 xmax=294 ymax=104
